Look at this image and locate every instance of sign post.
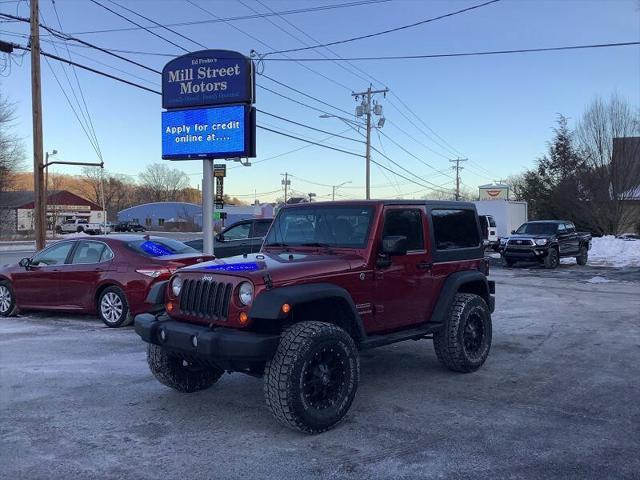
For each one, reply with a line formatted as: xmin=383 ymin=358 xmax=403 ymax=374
xmin=160 ymin=50 xmax=255 ymax=255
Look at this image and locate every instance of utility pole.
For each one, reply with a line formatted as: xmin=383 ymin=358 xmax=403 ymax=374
xmin=281 ymin=173 xmax=291 ymax=204
xmin=449 ymin=157 xmax=468 ymax=201
xmin=332 ymin=181 xmax=352 ymax=201
xmin=352 ymin=85 xmax=388 ymax=200
xmin=30 ymin=0 xmax=46 ymax=250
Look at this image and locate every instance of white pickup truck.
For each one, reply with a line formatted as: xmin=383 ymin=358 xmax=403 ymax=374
xmin=56 ymin=219 xmax=104 ymax=235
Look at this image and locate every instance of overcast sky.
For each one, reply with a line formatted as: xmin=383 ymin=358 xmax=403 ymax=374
xmin=1 ymin=0 xmax=639 ymax=202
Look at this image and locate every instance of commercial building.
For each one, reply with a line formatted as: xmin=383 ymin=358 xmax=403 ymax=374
xmin=0 ymin=190 xmax=104 ymax=235
xmin=117 ymin=201 xmax=274 ymax=230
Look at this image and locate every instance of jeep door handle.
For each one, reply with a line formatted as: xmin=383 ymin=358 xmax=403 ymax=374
xmin=416 ymin=261 xmax=432 ymax=270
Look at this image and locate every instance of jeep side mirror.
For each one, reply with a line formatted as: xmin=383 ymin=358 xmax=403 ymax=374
xmin=216 ymin=233 xmax=224 ymax=242
xmin=19 ymin=257 xmax=31 ymax=268
xmin=381 ymin=235 xmax=408 ymax=256
xmin=511 ymin=230 xmax=516 ymax=235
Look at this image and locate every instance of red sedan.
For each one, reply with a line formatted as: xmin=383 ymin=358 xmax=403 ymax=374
xmin=0 ymin=235 xmax=212 ymax=327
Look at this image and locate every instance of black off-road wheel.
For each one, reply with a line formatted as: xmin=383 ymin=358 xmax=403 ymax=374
xmin=147 ymin=344 xmax=223 ymax=393
xmin=576 ymin=246 xmax=588 ymax=266
xmin=0 ymin=281 xmax=18 ymax=317
xmin=501 ymin=255 xmax=514 ymax=267
xmin=97 ymin=286 xmax=132 ymax=328
xmin=543 ymin=247 xmax=559 ymax=269
xmin=433 ymin=293 xmax=492 ymax=373
xmin=264 ymin=321 xmax=360 ymax=434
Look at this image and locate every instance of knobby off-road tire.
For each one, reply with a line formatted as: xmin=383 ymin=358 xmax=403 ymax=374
xmin=264 ymin=321 xmax=360 ymax=434
xmin=576 ymin=246 xmax=588 ymax=266
xmin=544 ymin=247 xmax=559 ymax=269
xmin=0 ymin=281 xmax=18 ymax=317
xmin=98 ymin=286 xmax=133 ymax=328
xmin=147 ymin=344 xmax=223 ymax=393
xmin=433 ymin=293 xmax=492 ymax=373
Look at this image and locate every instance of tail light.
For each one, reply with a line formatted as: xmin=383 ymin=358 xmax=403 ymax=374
xmin=479 ymin=258 xmax=490 ymax=276
xmin=135 ymin=268 xmax=177 ymax=278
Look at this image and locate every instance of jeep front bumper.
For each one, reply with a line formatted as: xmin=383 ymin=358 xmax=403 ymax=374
xmin=134 ymin=313 xmax=281 ymax=368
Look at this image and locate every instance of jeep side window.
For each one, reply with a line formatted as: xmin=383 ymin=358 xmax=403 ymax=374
xmin=382 ymin=209 xmax=424 ymax=251
xmin=432 ymin=209 xmax=480 ymax=250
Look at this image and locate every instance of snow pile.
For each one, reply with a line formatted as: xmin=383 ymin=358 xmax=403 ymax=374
xmin=61 ymin=232 xmax=90 ymax=238
xmin=589 ymin=236 xmax=640 ymax=267
xmin=586 ymin=276 xmax=612 ymax=284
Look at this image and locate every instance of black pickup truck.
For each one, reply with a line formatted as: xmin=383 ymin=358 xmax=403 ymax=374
xmin=499 ymin=220 xmax=591 ymax=269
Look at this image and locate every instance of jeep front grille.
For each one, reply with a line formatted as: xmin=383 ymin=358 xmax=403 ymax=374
xmin=179 ymin=279 xmax=233 ymax=320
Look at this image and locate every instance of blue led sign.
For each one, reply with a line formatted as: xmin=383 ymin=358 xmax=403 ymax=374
xmin=162 ymin=104 xmax=254 ymax=160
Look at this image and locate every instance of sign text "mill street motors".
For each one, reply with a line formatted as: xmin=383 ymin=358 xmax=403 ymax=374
xmin=162 ymin=50 xmax=254 ymax=109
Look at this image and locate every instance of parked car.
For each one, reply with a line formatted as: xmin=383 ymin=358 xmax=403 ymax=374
xmin=0 ymin=235 xmax=212 ymax=327
xmin=616 ymin=233 xmax=640 ymax=241
xmin=479 ymin=214 xmax=498 ymax=249
xmin=100 ymin=222 xmax=115 ymax=234
xmin=499 ymin=220 xmax=592 ymax=268
xmin=135 ymin=200 xmax=494 ymax=433
xmin=185 ymin=218 xmax=273 ymax=257
xmin=115 ymin=221 xmax=146 ymax=232
xmin=56 ymin=218 xmax=104 ymax=235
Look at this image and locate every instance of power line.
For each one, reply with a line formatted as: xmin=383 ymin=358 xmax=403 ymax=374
xmin=257 ymin=125 xmax=365 ymax=158
xmin=257 ymin=109 xmax=364 ymax=144
xmin=263 ymin=0 xmax=501 ymax=56
xmin=264 ymin=41 xmax=640 ymax=61
xmin=88 ymin=0 xmax=188 ymax=52
xmin=66 ymin=0 xmax=390 ymax=35
xmin=0 ymin=12 xmax=163 ymax=73
xmin=183 ymin=0 xmax=353 ymax=92
xmin=258 ymin=73 xmax=354 ymax=117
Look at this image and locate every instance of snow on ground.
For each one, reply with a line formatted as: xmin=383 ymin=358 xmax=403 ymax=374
xmin=589 ymin=236 xmax=640 ymax=267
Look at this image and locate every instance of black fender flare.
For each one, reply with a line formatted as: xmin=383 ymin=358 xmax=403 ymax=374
xmin=431 ymin=271 xmax=494 ymax=325
xmin=249 ymin=283 xmax=366 ymax=340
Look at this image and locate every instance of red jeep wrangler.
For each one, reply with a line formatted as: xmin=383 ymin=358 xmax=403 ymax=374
xmin=135 ymin=201 xmax=495 ymax=433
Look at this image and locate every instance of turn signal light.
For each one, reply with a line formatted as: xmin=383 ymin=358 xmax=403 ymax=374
xmin=239 ymin=312 xmax=249 ymax=325
xmin=281 ymin=303 xmax=291 ymax=314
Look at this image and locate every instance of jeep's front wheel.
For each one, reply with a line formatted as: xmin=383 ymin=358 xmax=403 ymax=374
xmin=433 ymin=293 xmax=492 ymax=373
xmin=264 ymin=321 xmax=359 ymax=434
xmin=147 ymin=344 xmax=223 ymax=393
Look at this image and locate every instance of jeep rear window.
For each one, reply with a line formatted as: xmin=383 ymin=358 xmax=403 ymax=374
xmin=126 ymin=238 xmax=198 ymax=257
xmin=265 ymin=206 xmax=374 ymax=248
xmin=432 ymin=209 xmax=481 ymax=250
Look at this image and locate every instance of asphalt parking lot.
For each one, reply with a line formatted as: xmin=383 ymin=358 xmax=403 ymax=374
xmin=1 ymin=266 xmax=639 ymax=479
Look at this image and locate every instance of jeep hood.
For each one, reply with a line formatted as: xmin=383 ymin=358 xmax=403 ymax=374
xmin=178 ymin=251 xmax=366 ymax=285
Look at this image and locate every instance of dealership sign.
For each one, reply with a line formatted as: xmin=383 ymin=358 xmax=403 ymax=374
xmin=162 ymin=104 xmax=255 ymax=160
xmin=162 ymin=50 xmax=254 ymax=109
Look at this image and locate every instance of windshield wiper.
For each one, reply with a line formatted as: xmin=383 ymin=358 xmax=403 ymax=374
xmin=299 ymin=242 xmax=332 ymax=247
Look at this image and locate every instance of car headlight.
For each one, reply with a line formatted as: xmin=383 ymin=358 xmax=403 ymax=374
xmin=535 ymin=239 xmax=548 ymax=246
xmin=171 ymin=276 xmax=183 ymax=296
xmin=238 ymin=282 xmax=254 ymax=306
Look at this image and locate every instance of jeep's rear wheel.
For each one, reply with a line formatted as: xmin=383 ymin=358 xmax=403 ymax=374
xmin=147 ymin=344 xmax=223 ymax=393
xmin=433 ymin=293 xmax=492 ymax=373
xmin=264 ymin=321 xmax=359 ymax=434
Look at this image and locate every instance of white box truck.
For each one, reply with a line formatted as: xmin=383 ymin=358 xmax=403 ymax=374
xmin=473 ymin=200 xmax=528 ymax=239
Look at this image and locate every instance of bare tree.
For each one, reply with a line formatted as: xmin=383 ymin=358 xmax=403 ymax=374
xmin=0 ymin=91 xmax=25 ymax=193
xmin=138 ymin=163 xmax=190 ymax=202
xmin=576 ymin=94 xmax=640 ymax=233
xmin=78 ymin=167 xmax=137 ymax=220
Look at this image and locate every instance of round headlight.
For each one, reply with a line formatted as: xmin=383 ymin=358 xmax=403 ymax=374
xmin=171 ymin=276 xmax=183 ymax=296
xmin=238 ymin=282 xmax=254 ymax=306
xmin=535 ymin=239 xmax=548 ymax=246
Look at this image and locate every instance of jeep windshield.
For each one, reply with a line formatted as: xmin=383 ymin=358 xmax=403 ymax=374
xmin=264 ymin=206 xmax=374 ymax=249
xmin=515 ymin=222 xmax=558 ymax=235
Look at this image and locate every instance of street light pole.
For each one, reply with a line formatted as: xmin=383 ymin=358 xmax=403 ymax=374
xmin=332 ymin=181 xmax=352 ymax=201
